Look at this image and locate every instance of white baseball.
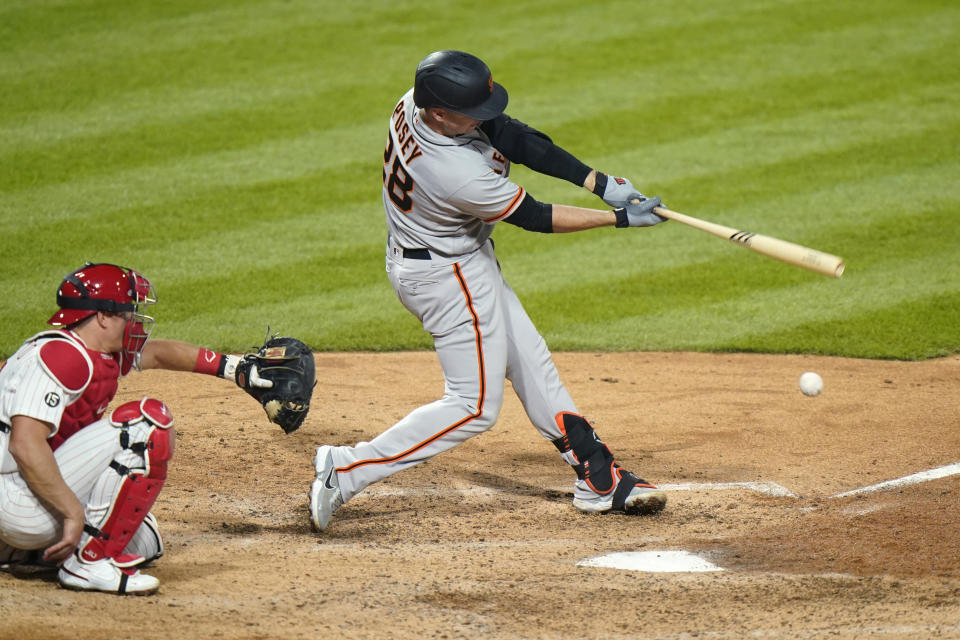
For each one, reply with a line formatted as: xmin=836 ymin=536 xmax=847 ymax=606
xmin=798 ymin=371 xmax=823 ymax=396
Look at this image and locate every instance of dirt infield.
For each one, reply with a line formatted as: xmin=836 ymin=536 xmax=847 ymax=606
xmin=2 ymin=351 xmax=959 ymax=639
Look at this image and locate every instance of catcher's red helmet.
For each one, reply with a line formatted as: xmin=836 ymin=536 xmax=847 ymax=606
xmin=48 ymin=262 xmax=157 ymax=373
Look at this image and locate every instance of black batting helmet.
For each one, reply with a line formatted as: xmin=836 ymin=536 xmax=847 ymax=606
xmin=413 ymin=50 xmax=508 ymax=120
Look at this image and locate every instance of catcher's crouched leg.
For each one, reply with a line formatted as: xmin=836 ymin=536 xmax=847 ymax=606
xmin=551 ymin=412 xmax=666 ymax=515
xmin=59 ymin=398 xmax=173 ymax=595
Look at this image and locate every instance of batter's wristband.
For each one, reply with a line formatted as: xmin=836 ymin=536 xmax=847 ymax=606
xmin=613 ymin=208 xmax=629 ymax=228
xmin=592 ymin=171 xmax=608 ymax=197
xmin=194 ymin=348 xmax=226 ymax=377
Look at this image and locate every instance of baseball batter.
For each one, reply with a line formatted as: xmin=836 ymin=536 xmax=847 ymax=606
xmin=0 ymin=262 xmax=286 ymax=594
xmin=310 ymin=50 xmax=667 ymax=531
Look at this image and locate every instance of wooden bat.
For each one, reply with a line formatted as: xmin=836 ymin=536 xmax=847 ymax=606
xmin=652 ymin=206 xmax=845 ymax=278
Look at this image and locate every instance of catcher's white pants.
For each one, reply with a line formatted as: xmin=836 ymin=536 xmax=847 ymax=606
xmin=330 ymin=240 xmax=577 ymax=502
xmin=0 ymin=418 xmax=161 ymax=559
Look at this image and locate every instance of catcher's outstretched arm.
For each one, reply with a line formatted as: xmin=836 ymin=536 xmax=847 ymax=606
xmin=142 ymin=340 xmax=247 ymax=383
xmin=140 ymin=339 xmax=209 ymax=371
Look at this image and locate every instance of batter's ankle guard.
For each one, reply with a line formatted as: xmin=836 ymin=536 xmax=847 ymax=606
xmin=551 ymin=413 xmax=618 ymax=495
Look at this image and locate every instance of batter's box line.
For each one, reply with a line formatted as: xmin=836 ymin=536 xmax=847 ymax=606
xmin=830 ymin=461 xmax=960 ymax=499
xmin=357 ymin=482 xmax=799 ymax=499
xmin=658 ymin=481 xmax=797 ymax=498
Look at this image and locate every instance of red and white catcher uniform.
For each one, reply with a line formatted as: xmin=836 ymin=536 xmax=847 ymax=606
xmin=0 ymin=329 xmax=172 ymax=593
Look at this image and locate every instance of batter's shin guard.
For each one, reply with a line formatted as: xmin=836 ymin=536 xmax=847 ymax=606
xmin=551 ymin=412 xmax=617 ymax=496
xmin=79 ymin=421 xmax=174 ymax=566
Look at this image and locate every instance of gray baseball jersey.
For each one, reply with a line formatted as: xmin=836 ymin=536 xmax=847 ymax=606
xmin=382 ymin=89 xmax=526 ymax=257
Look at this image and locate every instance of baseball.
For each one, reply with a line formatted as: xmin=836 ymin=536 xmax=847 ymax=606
xmin=798 ymin=371 xmax=823 ymax=396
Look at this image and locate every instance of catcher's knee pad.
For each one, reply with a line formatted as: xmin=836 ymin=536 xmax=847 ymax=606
xmin=551 ymin=412 xmax=617 ymax=495
xmin=80 ymin=399 xmax=174 ymax=564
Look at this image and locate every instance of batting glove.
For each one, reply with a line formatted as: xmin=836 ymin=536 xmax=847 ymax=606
xmin=593 ymin=171 xmax=642 ymax=208
xmin=614 ymin=196 xmax=665 ymax=228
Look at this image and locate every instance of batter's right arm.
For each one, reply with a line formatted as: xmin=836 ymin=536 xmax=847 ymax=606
xmin=8 ymin=415 xmax=85 ymax=562
xmin=550 ymin=198 xmax=663 ymax=232
xmin=505 ymin=194 xmax=665 ymax=233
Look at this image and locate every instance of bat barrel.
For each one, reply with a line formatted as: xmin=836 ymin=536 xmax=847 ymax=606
xmin=654 ymin=207 xmax=845 ymax=279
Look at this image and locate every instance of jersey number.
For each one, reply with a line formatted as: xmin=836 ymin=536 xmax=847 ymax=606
xmin=383 ymin=136 xmax=414 ymax=212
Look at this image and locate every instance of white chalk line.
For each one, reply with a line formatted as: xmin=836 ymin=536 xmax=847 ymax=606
xmin=354 ymin=481 xmax=798 ymax=500
xmin=659 ymin=481 xmax=797 ymax=498
xmin=353 ymin=463 xmax=960 ymax=503
xmin=636 ymin=623 xmax=960 ymax=640
xmin=831 ymin=461 xmax=960 ymax=498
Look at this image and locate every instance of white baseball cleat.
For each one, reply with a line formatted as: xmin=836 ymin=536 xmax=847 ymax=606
xmin=309 ymin=445 xmax=344 ymax=532
xmin=58 ymin=552 xmax=160 ymax=595
xmin=573 ymin=472 xmax=667 ymax=515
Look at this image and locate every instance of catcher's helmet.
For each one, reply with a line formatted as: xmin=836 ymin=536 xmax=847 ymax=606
xmin=413 ymin=50 xmax=508 ymax=120
xmin=48 ymin=262 xmax=156 ymax=374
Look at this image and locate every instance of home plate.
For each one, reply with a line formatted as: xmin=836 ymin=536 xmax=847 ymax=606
xmin=577 ymin=550 xmax=723 ymax=573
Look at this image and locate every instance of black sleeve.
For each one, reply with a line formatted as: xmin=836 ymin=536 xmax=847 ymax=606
xmin=480 ymin=114 xmax=592 ymax=187
xmin=502 ymin=193 xmax=554 ymax=233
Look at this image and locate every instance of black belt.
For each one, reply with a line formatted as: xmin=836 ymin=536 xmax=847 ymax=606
xmin=403 ymin=248 xmax=431 ymax=260
xmin=0 ymin=421 xmax=9 ymax=433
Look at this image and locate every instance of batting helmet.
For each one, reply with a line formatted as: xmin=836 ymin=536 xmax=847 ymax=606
xmin=48 ymin=262 xmax=156 ymax=374
xmin=413 ymin=50 xmax=508 ymax=121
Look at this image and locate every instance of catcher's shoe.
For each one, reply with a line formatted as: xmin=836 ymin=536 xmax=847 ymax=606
xmin=58 ymin=552 xmax=159 ymax=595
xmin=573 ymin=471 xmax=667 ymax=515
xmin=310 ymin=445 xmax=344 ymax=532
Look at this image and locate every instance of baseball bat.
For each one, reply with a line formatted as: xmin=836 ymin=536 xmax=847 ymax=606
xmin=653 ymin=206 xmax=845 ymax=278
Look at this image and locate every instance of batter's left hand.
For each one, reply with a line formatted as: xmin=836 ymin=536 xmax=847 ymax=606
xmin=596 ymin=172 xmax=643 ymax=208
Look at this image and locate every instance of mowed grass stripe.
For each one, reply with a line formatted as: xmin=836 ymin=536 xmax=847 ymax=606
xmin=5 ymin=109 xmax=949 ymax=302
xmin=491 ymin=4 xmax=956 ymax=137
xmin=0 ymin=119 xmax=384 ymax=226
xmin=2 ymin=0 xmax=712 ymax=127
xmin=722 ymin=291 xmax=960 ymax=359
xmin=502 ymin=120 xmax=959 ymax=288
xmin=153 ymin=281 xmax=418 ymax=353
xmin=5 ymin=1 xmax=952 ymax=162
xmin=0 ymin=199 xmax=384 ymax=318
xmin=547 ymin=247 xmax=958 ymax=355
xmin=0 ymin=160 xmax=377 ymax=274
xmin=1 ymin=0 xmax=956 ymax=359
xmin=0 ymin=1 xmax=421 ymax=117
xmin=495 ymin=168 xmax=958 ymax=352
xmin=6 ymin=28 xmax=954 ymax=195
xmin=4 ymin=82 xmax=954 ymax=351
xmin=4 ymin=68 xmax=953 ymax=236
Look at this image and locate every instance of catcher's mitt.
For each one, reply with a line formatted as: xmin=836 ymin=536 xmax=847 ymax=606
xmin=236 ymin=336 xmax=315 ymax=434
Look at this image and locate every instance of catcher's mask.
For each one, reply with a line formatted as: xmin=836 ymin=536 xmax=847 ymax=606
xmin=48 ymin=262 xmax=157 ymax=375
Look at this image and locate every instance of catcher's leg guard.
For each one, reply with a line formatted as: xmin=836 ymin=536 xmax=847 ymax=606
xmin=78 ymin=399 xmax=174 ymax=566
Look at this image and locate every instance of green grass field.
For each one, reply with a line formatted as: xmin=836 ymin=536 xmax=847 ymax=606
xmin=1 ymin=0 xmax=957 ymax=359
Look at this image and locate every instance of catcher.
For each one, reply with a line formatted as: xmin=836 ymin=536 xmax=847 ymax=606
xmin=0 ymin=262 xmax=314 ymax=594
